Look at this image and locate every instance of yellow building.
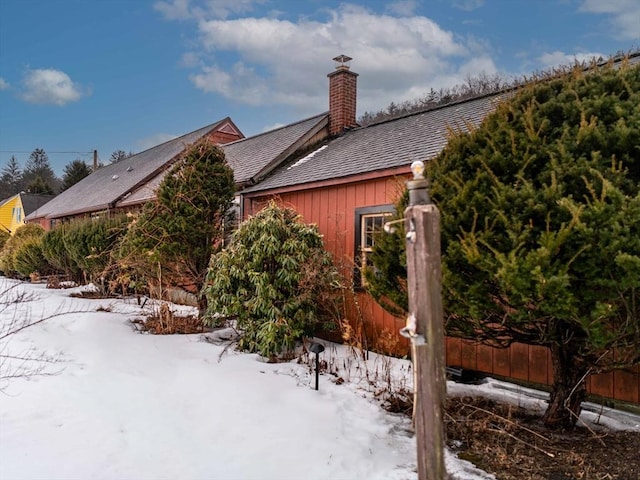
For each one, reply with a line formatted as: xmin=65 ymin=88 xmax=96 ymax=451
xmin=0 ymin=193 xmax=54 ymax=235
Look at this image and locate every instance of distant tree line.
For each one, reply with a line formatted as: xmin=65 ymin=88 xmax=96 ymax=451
xmin=358 ymin=72 xmax=513 ymax=126
xmin=357 ymin=50 xmax=634 ymax=126
xmin=0 ymin=148 xmax=133 ymax=200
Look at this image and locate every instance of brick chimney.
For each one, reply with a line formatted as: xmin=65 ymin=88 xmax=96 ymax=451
xmin=328 ymin=54 xmax=358 ymax=136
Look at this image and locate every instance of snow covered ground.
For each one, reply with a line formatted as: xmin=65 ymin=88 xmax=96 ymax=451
xmin=1 ymin=279 xmax=637 ymax=480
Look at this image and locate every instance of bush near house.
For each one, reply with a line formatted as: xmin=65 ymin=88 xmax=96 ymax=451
xmin=14 ymin=238 xmax=53 ymax=279
xmin=40 ymin=223 xmax=83 ymax=284
xmin=116 ymin=138 xmax=235 ymax=315
xmin=0 ymin=230 xmax=9 ymax=251
xmin=63 ymin=215 xmax=131 ymax=293
xmin=202 ymin=202 xmax=342 ymax=360
xmin=367 ymin=58 xmax=640 ymax=429
xmin=0 ymin=224 xmax=48 ymax=278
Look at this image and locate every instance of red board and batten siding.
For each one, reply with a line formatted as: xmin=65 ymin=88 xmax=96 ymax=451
xmin=447 ymin=338 xmax=640 ymax=404
xmin=243 ymin=174 xmax=640 ymax=405
xmin=244 ymin=174 xmax=409 ymax=354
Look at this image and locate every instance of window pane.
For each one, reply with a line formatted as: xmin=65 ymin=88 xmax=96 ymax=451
xmin=360 ymin=212 xmax=392 ymax=287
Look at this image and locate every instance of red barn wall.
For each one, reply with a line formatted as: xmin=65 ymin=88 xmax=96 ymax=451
xmin=243 ymin=176 xmax=640 ymax=405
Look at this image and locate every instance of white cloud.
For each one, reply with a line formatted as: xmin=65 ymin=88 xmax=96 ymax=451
xmin=537 ymin=50 xmax=606 ymax=69
xmin=186 ymin=4 xmax=474 ymax=114
xmin=580 ymin=0 xmax=640 ymax=40
xmin=21 ymin=68 xmax=86 ymax=106
xmin=190 ymin=62 xmax=269 ymax=105
xmin=154 ymin=0 xmax=192 ymax=20
xmin=386 ymin=1 xmax=418 ymax=17
xmin=452 ymin=0 xmax=485 ymax=12
xmin=0 ymin=78 xmax=9 ymax=90
xmin=202 ymin=0 xmax=265 ymax=20
xmin=155 ymin=0 xmax=265 ymax=20
xmin=262 ymin=122 xmax=285 ymax=132
xmin=180 ymin=52 xmax=201 ymax=67
xmin=136 ymin=133 xmax=179 ymax=151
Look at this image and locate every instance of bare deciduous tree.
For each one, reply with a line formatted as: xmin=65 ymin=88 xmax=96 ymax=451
xmin=0 ymin=281 xmax=66 ymax=392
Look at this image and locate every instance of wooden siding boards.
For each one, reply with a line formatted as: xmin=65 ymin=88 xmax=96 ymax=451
xmin=460 ymin=340 xmax=478 ymax=371
xmin=528 ymin=345 xmax=550 ymax=385
xmin=446 ymin=338 xmax=462 ymax=367
xmin=0 ymin=196 xmax=19 ymax=233
xmin=476 ymin=344 xmax=494 ymax=376
xmin=242 ymin=87 xmax=639 ymax=404
xmin=26 ymin=118 xmax=243 ymax=227
xmin=26 ymin=114 xmax=330 ymax=230
xmin=590 ymin=372 xmax=615 ymax=400
xmin=0 ymin=193 xmax=54 ymax=233
xmin=259 ymin=175 xmax=408 ymax=355
xmin=509 ymin=343 xmax=530 ymax=382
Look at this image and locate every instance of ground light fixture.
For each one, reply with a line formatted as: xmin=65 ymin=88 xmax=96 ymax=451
xmin=309 ymin=342 xmax=325 ymax=391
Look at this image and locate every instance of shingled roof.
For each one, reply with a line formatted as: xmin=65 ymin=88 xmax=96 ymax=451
xmin=27 ymin=118 xmax=242 ymax=221
xmin=243 ymin=92 xmax=510 ymax=194
xmin=0 ymin=192 xmax=54 ymax=215
xmin=242 ymin=52 xmax=640 ymax=195
xmin=223 ymin=113 xmax=328 ymax=186
xmin=116 ymin=113 xmax=329 ymax=208
xmin=20 ymin=193 xmax=56 ymax=216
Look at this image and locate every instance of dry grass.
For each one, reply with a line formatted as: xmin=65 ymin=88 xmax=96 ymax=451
xmin=443 ymin=396 xmax=640 ymax=479
xmin=133 ymin=304 xmax=207 ymax=335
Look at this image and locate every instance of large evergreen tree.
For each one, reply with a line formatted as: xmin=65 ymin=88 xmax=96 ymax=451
xmin=23 ymin=148 xmax=59 ymax=192
xmin=60 ymin=159 xmax=91 ymax=191
xmin=117 ymin=138 xmax=235 ymax=315
xmin=110 ymin=150 xmax=131 ymax=163
xmin=367 ymin=58 xmax=640 ymax=429
xmin=0 ymin=156 xmax=23 ymax=198
xmin=25 ymin=175 xmax=54 ymax=195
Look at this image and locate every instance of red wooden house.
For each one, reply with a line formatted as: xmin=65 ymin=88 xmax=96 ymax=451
xmin=239 ymin=56 xmax=639 ymax=406
xmin=25 ymin=53 xmax=639 ymax=405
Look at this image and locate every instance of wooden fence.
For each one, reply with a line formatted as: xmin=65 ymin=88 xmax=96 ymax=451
xmin=445 ymin=337 xmax=640 ymax=405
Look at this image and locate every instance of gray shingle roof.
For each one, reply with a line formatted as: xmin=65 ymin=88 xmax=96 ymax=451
xmin=117 ymin=113 xmax=329 ymax=208
xmin=27 ymin=119 xmax=235 ymax=220
xmin=245 ymin=53 xmax=639 ymax=194
xmin=243 ymin=92 xmax=510 ymax=193
xmin=223 ymin=113 xmax=328 ymax=185
xmin=20 ymin=193 xmax=55 ymax=216
xmin=27 ymin=113 xmax=329 ymax=219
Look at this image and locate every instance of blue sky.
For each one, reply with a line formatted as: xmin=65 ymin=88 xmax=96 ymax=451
xmin=1 ymin=0 xmax=638 ymax=176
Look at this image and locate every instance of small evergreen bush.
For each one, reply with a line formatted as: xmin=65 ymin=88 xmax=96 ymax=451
xmin=14 ymin=238 xmax=52 ymax=278
xmin=41 ymin=223 xmax=82 ymax=283
xmin=202 ymin=202 xmax=342 ymax=359
xmin=0 ymin=224 xmax=47 ymax=277
xmin=64 ymin=215 xmax=130 ymax=291
xmin=0 ymin=230 xmax=10 ymax=251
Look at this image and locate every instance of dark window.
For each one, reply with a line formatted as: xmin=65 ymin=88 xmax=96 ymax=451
xmin=354 ymin=205 xmax=394 ymax=288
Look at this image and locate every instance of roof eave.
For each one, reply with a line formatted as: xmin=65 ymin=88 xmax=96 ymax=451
xmin=48 ymin=203 xmax=113 ymax=220
xmin=242 ymin=165 xmax=412 ymax=197
xmin=249 ymin=115 xmax=330 ymax=185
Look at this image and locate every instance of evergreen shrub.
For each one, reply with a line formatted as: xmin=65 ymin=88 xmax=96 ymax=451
xmin=41 ymin=223 xmax=82 ymax=283
xmin=0 ymin=224 xmax=47 ymax=277
xmin=202 ymin=202 xmax=342 ymax=359
xmin=64 ymin=215 xmax=130 ymax=291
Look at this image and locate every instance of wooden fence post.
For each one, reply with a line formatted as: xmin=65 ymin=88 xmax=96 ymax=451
xmin=403 ymin=160 xmax=446 ymax=479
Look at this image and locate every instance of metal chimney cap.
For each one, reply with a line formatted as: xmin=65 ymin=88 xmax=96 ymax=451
xmin=333 ymin=54 xmax=352 ymax=68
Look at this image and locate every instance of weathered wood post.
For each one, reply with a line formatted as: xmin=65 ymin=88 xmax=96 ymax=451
xmin=402 ymin=160 xmax=446 ymax=479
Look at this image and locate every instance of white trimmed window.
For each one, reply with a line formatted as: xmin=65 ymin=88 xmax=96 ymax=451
xmin=354 ymin=205 xmax=393 ymax=287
